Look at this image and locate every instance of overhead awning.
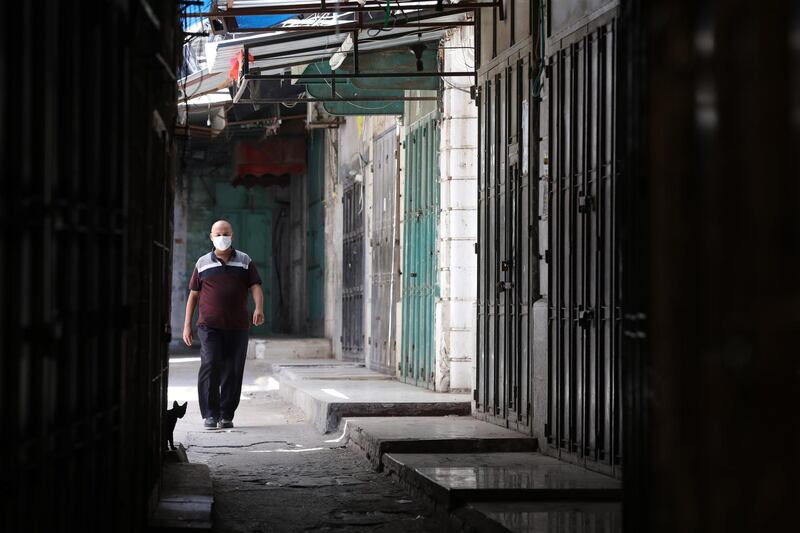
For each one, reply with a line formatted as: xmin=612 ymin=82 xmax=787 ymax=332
xmin=178 ymin=4 xmax=479 ymax=111
xmin=228 ymin=9 xmax=474 ymax=109
xmin=298 ymin=61 xmax=405 ymax=115
xmin=242 ymin=11 xmax=463 ymax=75
xmin=178 ymin=13 xmax=350 ymax=100
xmin=233 ymin=136 xmax=306 ymax=187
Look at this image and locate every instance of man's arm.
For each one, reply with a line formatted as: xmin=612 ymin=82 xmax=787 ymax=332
xmin=251 ymin=284 xmax=265 ymax=326
xmin=183 ymin=290 xmax=200 ymax=346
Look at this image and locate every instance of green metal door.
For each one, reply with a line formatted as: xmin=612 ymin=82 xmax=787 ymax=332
xmin=306 ymin=130 xmax=325 ymax=336
xmin=401 ymin=112 xmax=440 ymax=389
xmin=241 ymin=211 xmax=272 ymax=337
xmin=213 ymin=183 xmax=273 ymax=337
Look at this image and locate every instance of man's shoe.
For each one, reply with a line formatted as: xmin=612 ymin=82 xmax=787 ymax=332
xmin=204 ymin=417 xmax=219 ymax=429
xmin=218 ymin=419 xmax=233 ymax=429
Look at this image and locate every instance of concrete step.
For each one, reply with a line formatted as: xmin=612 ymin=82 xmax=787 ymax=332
xmin=277 ymin=372 xmax=471 ymax=433
xmin=272 ymin=362 xmax=394 ymax=381
xmin=452 ymin=501 xmax=622 ymax=533
xmin=343 ymin=417 xmax=538 ymax=470
xmin=246 ymin=337 xmax=332 ymax=360
xmin=150 ymin=462 xmax=213 ymax=530
xmin=382 ymin=452 xmax=621 ymax=510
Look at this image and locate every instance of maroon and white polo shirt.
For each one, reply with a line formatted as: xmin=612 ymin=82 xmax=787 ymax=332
xmin=189 ymin=248 xmax=262 ymax=330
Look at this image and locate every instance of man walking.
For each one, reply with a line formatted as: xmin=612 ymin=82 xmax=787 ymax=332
xmin=183 ymin=220 xmax=265 ymax=429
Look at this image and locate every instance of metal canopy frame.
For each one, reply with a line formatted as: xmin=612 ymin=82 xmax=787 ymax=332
xmin=226 ymin=6 xmax=480 ymax=104
xmin=179 ymin=1 xmax=504 ymax=17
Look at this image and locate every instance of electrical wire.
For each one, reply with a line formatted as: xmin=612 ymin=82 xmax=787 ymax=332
xmin=442 ymin=77 xmax=471 ymax=93
xmin=312 ymin=63 xmax=396 ymax=111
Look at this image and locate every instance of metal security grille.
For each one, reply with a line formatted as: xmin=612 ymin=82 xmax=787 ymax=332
xmin=1 ymin=1 xmax=179 ymax=531
xmin=400 ymin=112 xmax=440 ymax=389
xmin=369 ymin=128 xmax=400 ymax=374
xmin=476 ymin=49 xmax=539 ymax=432
xmin=547 ymin=17 xmax=621 ymax=474
xmin=342 ymin=180 xmax=365 ymax=358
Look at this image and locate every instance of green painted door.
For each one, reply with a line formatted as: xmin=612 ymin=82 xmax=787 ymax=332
xmin=306 ymin=130 xmax=325 ymax=336
xmin=214 ymin=183 xmax=273 ymax=336
xmin=401 ymin=112 xmax=439 ymax=389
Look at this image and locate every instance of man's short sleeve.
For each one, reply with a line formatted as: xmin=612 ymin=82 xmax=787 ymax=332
xmin=247 ymin=261 xmax=262 ymax=287
xmin=189 ymin=267 xmax=201 ymax=291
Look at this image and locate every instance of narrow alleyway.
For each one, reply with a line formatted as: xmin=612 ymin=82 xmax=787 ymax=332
xmin=168 ymin=354 xmax=444 ymax=532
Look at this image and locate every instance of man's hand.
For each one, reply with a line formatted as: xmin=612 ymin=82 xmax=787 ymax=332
xmin=183 ymin=325 xmax=193 ymax=347
xmin=183 ymin=291 xmax=199 ymax=348
xmin=252 ymin=308 xmax=265 ymax=327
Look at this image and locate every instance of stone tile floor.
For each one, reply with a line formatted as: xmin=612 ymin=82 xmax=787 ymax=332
xmin=168 ymin=353 xmax=445 ymax=532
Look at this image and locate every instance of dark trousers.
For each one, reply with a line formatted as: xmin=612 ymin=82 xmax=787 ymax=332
xmin=197 ymin=326 xmax=249 ymax=420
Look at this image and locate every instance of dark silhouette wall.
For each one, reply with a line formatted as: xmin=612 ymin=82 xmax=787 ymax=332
xmin=621 ymin=0 xmax=800 ymax=530
xmin=1 ymin=1 xmax=180 ymax=531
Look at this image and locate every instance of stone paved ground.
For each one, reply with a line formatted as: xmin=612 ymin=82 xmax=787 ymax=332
xmin=169 ymin=355 xmax=444 ymax=533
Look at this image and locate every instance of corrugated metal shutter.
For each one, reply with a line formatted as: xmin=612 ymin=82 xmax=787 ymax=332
xmin=342 ymin=180 xmax=365 ymax=358
xmin=547 ymin=16 xmax=621 ymax=474
xmin=369 ymin=128 xmax=400 ymax=374
xmin=400 ymin=112 xmax=440 ymax=388
xmin=476 ymin=48 xmax=538 ymax=432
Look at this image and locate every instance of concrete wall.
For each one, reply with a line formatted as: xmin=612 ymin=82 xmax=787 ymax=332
xmin=436 ymin=26 xmax=478 ymax=393
xmin=323 ymin=127 xmax=343 ymax=357
xmin=289 ymin=168 xmax=307 ymax=333
xmin=478 ymin=0 xmax=534 ymax=68
xmin=171 ymin=172 xmax=189 ymax=343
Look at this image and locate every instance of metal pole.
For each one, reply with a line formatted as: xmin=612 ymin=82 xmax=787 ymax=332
xmin=352 ymin=30 xmax=359 ymax=74
xmin=216 ymin=21 xmax=475 ymax=33
xmin=238 ymin=96 xmax=439 ymax=103
xmin=249 ymin=71 xmax=476 ymax=80
xmin=178 ymin=1 xmax=503 ymax=17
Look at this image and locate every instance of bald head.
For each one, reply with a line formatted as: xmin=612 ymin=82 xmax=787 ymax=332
xmin=210 ymin=220 xmax=233 ymax=237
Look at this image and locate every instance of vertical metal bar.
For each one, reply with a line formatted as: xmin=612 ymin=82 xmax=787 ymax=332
xmin=476 ymin=77 xmax=484 ymax=409
xmin=402 ymin=132 xmax=410 ymax=380
xmin=352 ymin=29 xmax=359 ymax=74
xmin=431 ymin=116 xmax=440 ymax=387
xmin=414 ymin=125 xmax=421 ymax=385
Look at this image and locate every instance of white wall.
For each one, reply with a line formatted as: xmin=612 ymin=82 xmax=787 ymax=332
xmin=435 ymin=25 xmax=478 ymax=392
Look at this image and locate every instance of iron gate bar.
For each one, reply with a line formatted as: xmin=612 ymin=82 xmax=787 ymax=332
xmin=179 ymin=2 xmax=502 ymax=16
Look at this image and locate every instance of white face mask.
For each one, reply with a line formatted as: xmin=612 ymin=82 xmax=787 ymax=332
xmin=212 ymin=235 xmax=232 ymax=251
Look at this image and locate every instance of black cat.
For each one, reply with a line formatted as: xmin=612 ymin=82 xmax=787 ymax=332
xmin=164 ymin=400 xmax=188 ymax=451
